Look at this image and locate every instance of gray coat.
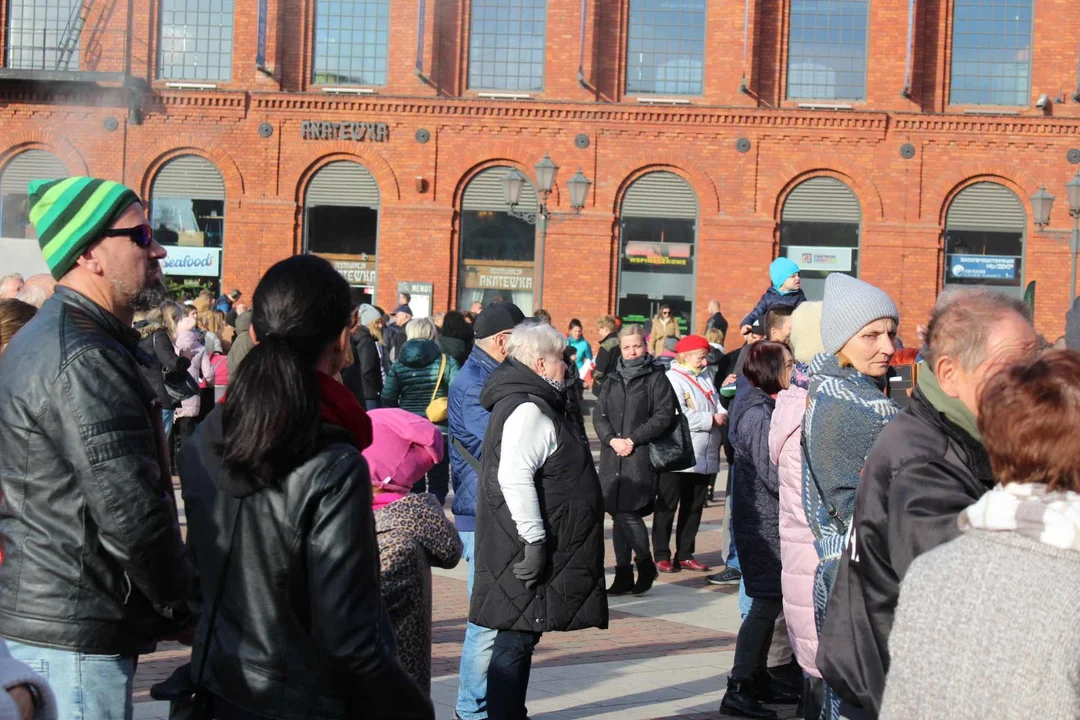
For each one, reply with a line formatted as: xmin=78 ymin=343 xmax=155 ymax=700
xmin=881 ymin=529 xmax=1080 ymax=720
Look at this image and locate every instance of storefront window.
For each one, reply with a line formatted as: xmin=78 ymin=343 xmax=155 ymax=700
xmin=150 ymin=155 xmax=226 ymax=296
xmin=616 ymin=171 xmax=698 ymax=333
xmin=943 ymin=182 xmax=1025 ymax=296
xmin=779 ymin=176 xmax=861 ymax=301
xmin=305 ymin=161 xmax=380 ymax=308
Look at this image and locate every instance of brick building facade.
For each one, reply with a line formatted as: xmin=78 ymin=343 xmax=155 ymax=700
xmin=1 ymin=0 xmax=1079 ymax=338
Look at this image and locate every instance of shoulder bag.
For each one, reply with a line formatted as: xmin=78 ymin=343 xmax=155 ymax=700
xmin=649 ymin=373 xmax=697 ymax=473
xmin=425 ymin=355 xmax=449 ymax=423
xmin=154 ymin=500 xmax=243 ymax=719
xmin=801 ymin=426 xmax=847 ymax=534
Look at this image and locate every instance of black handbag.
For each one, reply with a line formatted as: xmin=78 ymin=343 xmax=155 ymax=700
xmin=649 ymin=406 xmax=696 ymax=473
xmin=163 ymin=369 xmax=201 ymax=406
xmin=152 ymin=500 xmax=243 ymax=719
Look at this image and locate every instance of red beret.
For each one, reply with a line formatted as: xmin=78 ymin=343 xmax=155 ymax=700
xmin=675 ymin=335 xmax=710 ymax=354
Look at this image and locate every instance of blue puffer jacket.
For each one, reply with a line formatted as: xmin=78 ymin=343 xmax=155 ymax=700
xmin=447 ymin=345 xmax=501 ymax=530
xmin=740 ymin=286 xmax=807 ymax=328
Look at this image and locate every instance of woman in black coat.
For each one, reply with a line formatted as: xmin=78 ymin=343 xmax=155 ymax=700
xmin=721 ymin=340 xmax=795 ymax=718
xmin=592 ymin=324 xmax=677 ymax=597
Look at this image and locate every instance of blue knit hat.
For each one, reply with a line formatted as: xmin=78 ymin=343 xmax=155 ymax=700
xmin=770 ymin=257 xmax=800 ymax=292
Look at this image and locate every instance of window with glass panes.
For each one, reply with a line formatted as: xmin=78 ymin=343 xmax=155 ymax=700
xmin=158 ymin=0 xmax=234 ymax=81
xmin=312 ymin=0 xmax=389 ymax=85
xmin=6 ymin=0 xmax=80 ymax=69
xmin=787 ymin=0 xmax=869 ymax=100
xmin=950 ymin=0 xmax=1032 ymax=106
xmin=625 ymin=0 xmax=706 ymax=95
xmin=467 ymin=0 xmax=546 ymax=91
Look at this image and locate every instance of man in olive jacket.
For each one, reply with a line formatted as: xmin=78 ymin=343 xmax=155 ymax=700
xmin=0 ymin=177 xmax=192 ymax=719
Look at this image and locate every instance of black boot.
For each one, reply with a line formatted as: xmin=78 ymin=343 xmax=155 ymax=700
xmin=632 ymin=559 xmax=658 ymax=596
xmin=750 ymin=668 xmax=801 ymax=705
xmin=606 ymin=565 xmax=634 ymax=596
xmin=720 ymin=677 xmax=778 ymax=719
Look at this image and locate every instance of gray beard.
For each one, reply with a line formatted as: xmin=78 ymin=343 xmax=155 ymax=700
xmin=130 ymin=278 xmax=169 ymax=311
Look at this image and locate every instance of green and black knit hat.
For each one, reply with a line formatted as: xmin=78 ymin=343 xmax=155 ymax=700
xmin=28 ymin=176 xmax=141 ymax=280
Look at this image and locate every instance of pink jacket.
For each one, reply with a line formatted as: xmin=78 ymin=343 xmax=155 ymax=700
xmin=174 ymin=326 xmax=211 ymax=419
xmin=363 ymin=409 xmax=444 ymax=510
xmin=769 ymin=384 xmax=820 ymax=678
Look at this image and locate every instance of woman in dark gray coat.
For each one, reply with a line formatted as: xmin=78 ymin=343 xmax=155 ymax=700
xmin=721 ymin=340 xmax=795 ymax=719
xmin=593 ymin=324 xmax=677 ymax=596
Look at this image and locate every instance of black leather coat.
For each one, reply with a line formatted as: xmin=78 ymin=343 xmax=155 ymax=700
xmin=0 ymin=287 xmax=191 ymax=655
xmin=593 ymin=356 xmax=678 ymax=514
xmin=179 ymin=409 xmax=432 ymax=720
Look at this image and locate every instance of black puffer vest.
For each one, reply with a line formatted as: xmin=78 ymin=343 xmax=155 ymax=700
xmin=469 ymin=359 xmax=608 ymax=633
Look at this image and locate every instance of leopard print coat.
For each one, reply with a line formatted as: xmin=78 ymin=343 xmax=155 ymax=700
xmin=375 ymin=492 xmax=462 ymax=692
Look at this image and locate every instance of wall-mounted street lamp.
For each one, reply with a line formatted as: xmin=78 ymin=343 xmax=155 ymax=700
xmin=502 ymin=154 xmax=592 ymax=309
xmin=1031 ymin=172 xmax=1080 ymax=299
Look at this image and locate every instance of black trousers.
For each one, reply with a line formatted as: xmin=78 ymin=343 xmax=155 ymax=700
xmin=487 ymin=630 xmax=542 ymax=720
xmin=652 ymin=472 xmax=710 ymax=562
xmin=731 ymin=597 xmax=783 ymax=681
xmin=611 ymin=512 xmax=652 ymax=567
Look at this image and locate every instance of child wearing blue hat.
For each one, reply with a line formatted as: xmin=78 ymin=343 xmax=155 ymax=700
xmin=739 ymin=257 xmax=807 ymax=336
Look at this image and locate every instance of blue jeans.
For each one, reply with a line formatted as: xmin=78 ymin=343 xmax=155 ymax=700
xmin=456 ymin=530 xmax=497 ymax=720
xmin=726 ymin=464 xmax=741 ymax=572
xmin=161 ymin=408 xmax=174 ymax=440
xmin=6 ymin=640 xmax=135 ymax=720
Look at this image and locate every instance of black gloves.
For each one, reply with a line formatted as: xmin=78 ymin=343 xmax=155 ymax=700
xmin=513 ymin=540 xmax=547 ymax=588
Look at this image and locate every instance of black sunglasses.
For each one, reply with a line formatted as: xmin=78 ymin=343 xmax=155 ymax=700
xmin=101 ymin=224 xmax=153 ymax=248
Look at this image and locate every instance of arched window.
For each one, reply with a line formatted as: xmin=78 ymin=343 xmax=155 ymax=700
xmin=944 ymin=182 xmax=1025 ymax=296
xmin=458 ymin=167 xmax=538 ymax=314
xmin=617 ymin=171 xmax=698 ymax=332
xmin=0 ymin=149 xmax=67 ymax=238
xmin=950 ymin=0 xmax=1033 ymax=106
xmin=150 ymin=155 xmax=227 ymax=294
xmin=304 ymin=161 xmax=380 ymax=307
xmin=779 ymin=176 xmax=861 ymax=301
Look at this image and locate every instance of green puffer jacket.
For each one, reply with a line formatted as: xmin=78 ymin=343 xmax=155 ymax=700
xmin=381 ymin=339 xmax=460 ymax=425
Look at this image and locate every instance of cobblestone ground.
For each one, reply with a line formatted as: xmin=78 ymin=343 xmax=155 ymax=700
xmin=134 ymin=397 xmax=796 ymax=719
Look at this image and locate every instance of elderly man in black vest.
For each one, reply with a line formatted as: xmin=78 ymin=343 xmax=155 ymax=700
xmin=470 ymin=321 xmax=608 ymax=720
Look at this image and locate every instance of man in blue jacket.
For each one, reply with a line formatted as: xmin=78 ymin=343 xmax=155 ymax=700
xmin=449 ymin=301 xmax=524 ymax=720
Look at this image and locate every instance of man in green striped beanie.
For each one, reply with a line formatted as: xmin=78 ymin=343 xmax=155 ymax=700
xmin=28 ymin=176 xmax=168 ymax=321
xmin=0 ymin=176 xmax=190 ymax=719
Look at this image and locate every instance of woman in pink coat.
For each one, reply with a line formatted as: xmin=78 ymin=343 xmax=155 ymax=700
xmin=769 ymin=301 xmax=823 ymax=717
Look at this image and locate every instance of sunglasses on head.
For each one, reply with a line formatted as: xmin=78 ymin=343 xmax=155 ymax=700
xmin=100 ymin=224 xmax=153 ymax=248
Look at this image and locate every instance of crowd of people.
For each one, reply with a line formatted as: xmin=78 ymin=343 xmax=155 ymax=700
xmin=0 ymin=178 xmax=1078 ymax=720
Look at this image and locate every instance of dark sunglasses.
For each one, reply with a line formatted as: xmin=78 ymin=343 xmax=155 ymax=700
xmin=101 ymin=224 xmax=153 ymax=248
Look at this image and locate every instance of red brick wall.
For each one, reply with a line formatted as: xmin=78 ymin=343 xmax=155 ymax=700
xmin=2 ymin=0 xmax=1080 ymax=341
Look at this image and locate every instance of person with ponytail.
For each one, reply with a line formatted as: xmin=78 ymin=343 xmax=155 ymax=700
xmin=177 ymin=255 xmax=433 ymax=720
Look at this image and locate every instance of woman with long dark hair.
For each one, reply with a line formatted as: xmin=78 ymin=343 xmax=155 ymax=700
xmin=178 ymin=255 xmax=432 ymax=720
xmin=720 ymin=340 xmax=795 ymax=718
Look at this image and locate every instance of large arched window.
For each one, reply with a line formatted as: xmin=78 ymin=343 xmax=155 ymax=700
xmin=150 ymin=155 xmax=226 ymax=294
xmin=457 ymin=167 xmax=538 ymax=314
xmin=0 ymin=149 xmax=67 ymax=238
xmin=305 ymin=161 xmax=380 ymax=307
xmin=617 ymin=171 xmax=698 ymax=332
xmin=779 ymin=176 xmax=861 ymax=301
xmin=950 ymin=0 xmax=1033 ymax=106
xmin=944 ymin=182 xmax=1025 ymax=296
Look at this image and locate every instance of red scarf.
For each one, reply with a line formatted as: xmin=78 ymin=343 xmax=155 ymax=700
xmin=317 ymin=372 xmax=373 ymax=451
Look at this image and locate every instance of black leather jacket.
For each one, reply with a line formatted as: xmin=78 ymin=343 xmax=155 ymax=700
xmin=0 ymin=287 xmax=192 ymax=654
xmin=179 ymin=409 xmax=432 ymax=720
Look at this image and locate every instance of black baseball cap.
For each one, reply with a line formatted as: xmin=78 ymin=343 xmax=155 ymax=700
xmin=473 ymin=302 xmax=525 ymax=339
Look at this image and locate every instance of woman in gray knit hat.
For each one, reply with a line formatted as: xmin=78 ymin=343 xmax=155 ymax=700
xmin=802 ymin=272 xmax=901 ymax=720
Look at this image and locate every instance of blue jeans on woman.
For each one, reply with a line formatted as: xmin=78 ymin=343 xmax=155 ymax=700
xmin=7 ymin=639 xmax=135 ymax=720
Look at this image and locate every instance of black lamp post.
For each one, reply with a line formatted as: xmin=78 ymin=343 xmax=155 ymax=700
xmin=1032 ymin=173 xmax=1080 ymax=300
xmin=502 ymin=155 xmax=591 ymax=309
